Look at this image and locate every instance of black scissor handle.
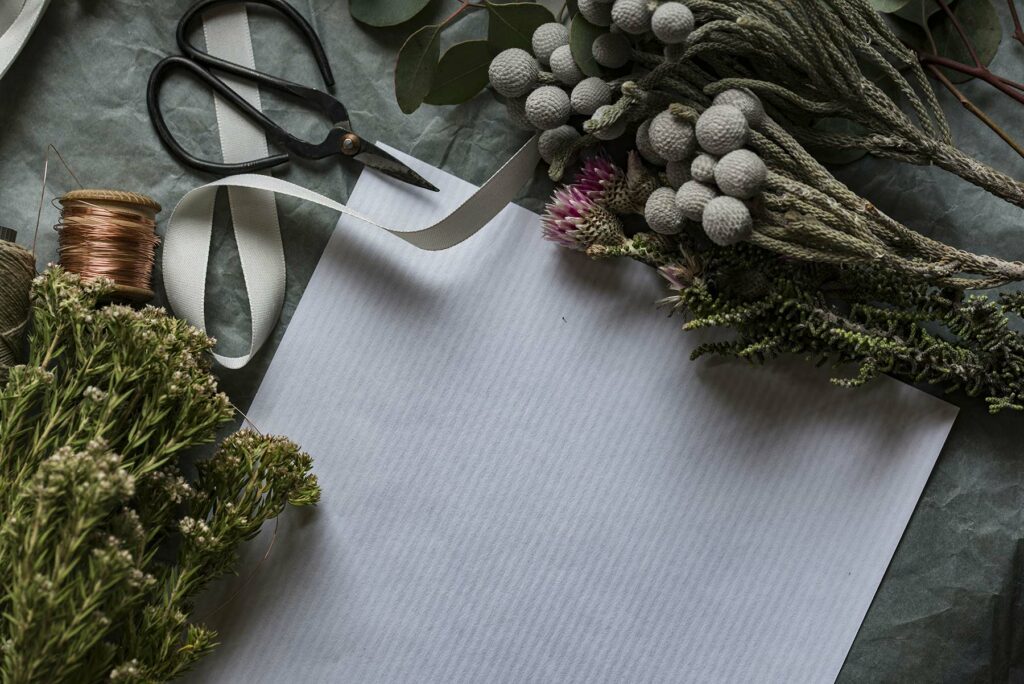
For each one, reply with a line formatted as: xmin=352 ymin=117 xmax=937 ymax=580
xmin=148 ymin=55 xmax=291 ymax=175
xmin=178 ymin=0 xmax=334 ymax=90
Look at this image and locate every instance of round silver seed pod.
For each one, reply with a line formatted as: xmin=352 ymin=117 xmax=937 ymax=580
xmin=549 ymin=45 xmax=584 ymax=86
xmin=690 ymin=153 xmax=718 ymax=184
xmin=714 ymin=149 xmax=767 ymax=200
xmin=702 ymin=196 xmax=753 ymax=246
xmin=636 ymin=119 xmax=667 ymax=166
xmin=651 ymin=2 xmax=695 ymax=44
xmin=665 ymin=160 xmax=691 ymax=189
xmin=676 ymin=180 xmax=719 ymax=222
xmin=579 ymin=0 xmax=613 ymax=26
xmin=645 ymin=186 xmax=684 ymax=235
xmin=712 ymin=88 xmax=766 ymax=129
xmin=695 ymin=104 xmax=750 ymax=156
xmin=488 ymin=48 xmax=539 ymax=98
xmin=538 ymin=125 xmax=581 ymax=164
xmin=525 ymin=85 xmax=572 ymax=130
xmin=592 ymin=32 xmax=631 ymax=69
xmin=611 ymin=0 xmax=652 ymax=35
xmin=648 ymin=110 xmax=695 ymax=162
xmin=532 ymin=23 xmax=570 ymax=66
xmin=570 ymin=76 xmax=612 ymax=115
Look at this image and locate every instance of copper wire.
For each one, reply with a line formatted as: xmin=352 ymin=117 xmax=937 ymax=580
xmin=56 ymin=200 xmax=160 ymax=293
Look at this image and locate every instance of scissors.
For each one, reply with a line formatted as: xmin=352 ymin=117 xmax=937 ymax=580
xmin=146 ymin=0 xmax=438 ymax=191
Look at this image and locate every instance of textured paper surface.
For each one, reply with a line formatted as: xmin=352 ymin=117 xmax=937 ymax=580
xmin=190 ymin=149 xmax=957 ymax=683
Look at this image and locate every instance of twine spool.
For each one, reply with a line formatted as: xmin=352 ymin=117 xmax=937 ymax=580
xmin=0 ymin=231 xmax=35 ymax=371
xmin=56 ymin=189 xmax=162 ymax=302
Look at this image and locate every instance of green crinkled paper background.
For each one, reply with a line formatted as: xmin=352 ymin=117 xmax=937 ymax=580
xmin=1 ymin=1 xmax=1023 ymax=680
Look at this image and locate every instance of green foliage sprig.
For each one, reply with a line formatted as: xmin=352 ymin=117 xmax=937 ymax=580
xmin=658 ymin=241 xmax=1024 ymax=413
xmin=0 ymin=270 xmax=320 ymax=682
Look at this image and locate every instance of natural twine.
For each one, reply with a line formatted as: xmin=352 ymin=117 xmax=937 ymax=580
xmin=0 ymin=240 xmax=35 ymax=371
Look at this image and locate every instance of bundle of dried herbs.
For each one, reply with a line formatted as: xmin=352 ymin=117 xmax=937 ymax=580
xmin=0 ymin=269 xmax=320 ymax=682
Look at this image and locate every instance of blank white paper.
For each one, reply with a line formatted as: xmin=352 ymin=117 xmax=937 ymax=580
xmin=191 ymin=147 xmax=958 ymax=684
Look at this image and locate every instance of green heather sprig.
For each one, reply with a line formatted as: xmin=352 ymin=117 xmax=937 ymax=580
xmin=0 ymin=269 xmax=320 ymax=683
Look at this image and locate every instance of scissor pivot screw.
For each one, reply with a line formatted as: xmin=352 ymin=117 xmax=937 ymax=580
xmin=341 ymin=133 xmax=361 ymax=156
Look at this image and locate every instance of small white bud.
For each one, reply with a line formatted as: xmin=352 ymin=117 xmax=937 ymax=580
xmin=690 ymin=153 xmax=718 ymax=184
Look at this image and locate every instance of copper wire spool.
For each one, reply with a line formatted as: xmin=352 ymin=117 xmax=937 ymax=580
xmin=56 ymin=189 xmax=162 ymax=302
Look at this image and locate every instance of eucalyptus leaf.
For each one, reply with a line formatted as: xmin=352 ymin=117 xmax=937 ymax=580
xmin=395 ymin=24 xmax=443 ymax=114
xmin=486 ymin=1 xmax=556 ymax=53
xmin=930 ymin=0 xmax=1002 ymax=83
xmin=893 ymin=0 xmax=946 ymax=27
xmin=569 ymin=14 xmax=604 ymax=78
xmin=424 ymin=40 xmax=492 ymax=105
xmin=350 ymin=0 xmax=432 ymax=27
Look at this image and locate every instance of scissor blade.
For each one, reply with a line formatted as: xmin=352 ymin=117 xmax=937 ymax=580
xmin=353 ymin=144 xmax=439 ymax=192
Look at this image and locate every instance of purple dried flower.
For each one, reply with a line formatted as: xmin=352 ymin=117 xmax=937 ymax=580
xmin=572 ymin=153 xmax=622 ymax=202
xmin=541 ymin=185 xmax=624 ymax=251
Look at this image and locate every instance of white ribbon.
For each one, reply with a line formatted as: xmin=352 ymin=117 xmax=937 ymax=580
xmin=0 ymin=0 xmax=50 ymax=82
xmin=163 ymin=6 xmax=540 ymax=369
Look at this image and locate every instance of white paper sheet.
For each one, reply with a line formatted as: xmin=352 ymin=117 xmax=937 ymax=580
xmin=190 ymin=148 xmax=958 ymax=684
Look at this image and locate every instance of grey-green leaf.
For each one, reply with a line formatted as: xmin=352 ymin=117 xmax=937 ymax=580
xmin=569 ymin=14 xmax=603 ymax=78
xmin=930 ymin=0 xmax=1002 ymax=83
xmin=350 ymin=0 xmax=433 ymax=27
xmin=486 ymin=1 xmax=556 ymax=53
xmin=892 ymin=0 xmax=944 ymax=27
xmin=395 ymin=24 xmax=443 ymax=114
xmin=424 ymin=40 xmax=492 ymax=105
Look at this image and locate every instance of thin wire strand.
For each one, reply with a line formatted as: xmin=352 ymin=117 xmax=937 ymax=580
xmin=34 ymin=145 xmax=84 ymax=256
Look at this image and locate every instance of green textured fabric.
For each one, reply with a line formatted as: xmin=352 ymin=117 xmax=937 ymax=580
xmin=1 ymin=1 xmax=1022 ymax=679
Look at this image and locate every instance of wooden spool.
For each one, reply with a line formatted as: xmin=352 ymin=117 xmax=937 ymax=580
xmin=58 ymin=189 xmax=162 ymax=302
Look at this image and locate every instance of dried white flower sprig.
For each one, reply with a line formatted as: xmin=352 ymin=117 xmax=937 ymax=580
xmin=0 ymin=269 xmax=320 ymax=682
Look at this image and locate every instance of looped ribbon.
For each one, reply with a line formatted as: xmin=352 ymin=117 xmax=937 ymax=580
xmin=162 ymin=6 xmax=540 ymax=369
xmin=0 ymin=0 xmax=50 ymax=82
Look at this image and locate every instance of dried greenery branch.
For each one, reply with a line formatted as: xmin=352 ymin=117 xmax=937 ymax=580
xmin=0 ymin=269 xmax=320 ymax=682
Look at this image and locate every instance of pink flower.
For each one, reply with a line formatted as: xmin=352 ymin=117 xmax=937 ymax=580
xmin=541 ymin=185 xmax=623 ymax=251
xmin=572 ymin=154 xmax=622 ymax=203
